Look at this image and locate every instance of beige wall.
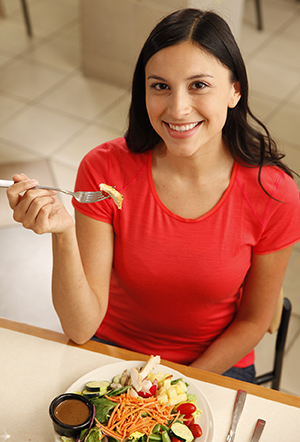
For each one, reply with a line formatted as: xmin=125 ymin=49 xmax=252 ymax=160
xmin=81 ymin=0 xmax=245 ymax=88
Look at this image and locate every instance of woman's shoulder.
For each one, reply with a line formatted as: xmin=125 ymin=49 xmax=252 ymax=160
xmin=79 ymin=137 xmax=150 ymax=189
xmin=85 ymin=137 xmax=149 ymax=162
xmin=83 ymin=137 xmax=137 ymax=160
xmin=236 ymin=162 xmax=299 ymax=202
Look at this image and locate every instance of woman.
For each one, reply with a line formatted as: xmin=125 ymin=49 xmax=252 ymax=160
xmin=7 ymin=9 xmax=300 ymax=383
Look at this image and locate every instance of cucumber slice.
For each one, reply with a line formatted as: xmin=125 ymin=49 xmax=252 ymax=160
xmin=170 ymin=423 xmax=194 ymax=442
xmin=112 ymin=374 xmax=121 ymax=384
xmin=82 ymin=389 xmax=100 ymax=398
xmin=85 ymin=380 xmax=110 ymax=392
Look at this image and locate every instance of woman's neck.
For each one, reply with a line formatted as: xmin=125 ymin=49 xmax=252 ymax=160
xmin=153 ymin=139 xmax=234 ymax=184
xmin=151 ymin=140 xmax=235 ymax=219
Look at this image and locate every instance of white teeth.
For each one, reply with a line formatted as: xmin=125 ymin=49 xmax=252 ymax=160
xmin=168 ymin=122 xmax=199 ymax=132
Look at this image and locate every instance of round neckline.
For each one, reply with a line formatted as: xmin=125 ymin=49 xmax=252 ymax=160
xmin=147 ymin=150 xmax=238 ymax=222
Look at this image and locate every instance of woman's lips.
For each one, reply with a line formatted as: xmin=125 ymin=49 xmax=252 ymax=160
xmin=164 ymin=121 xmax=202 ymax=137
xmin=167 ymin=122 xmax=200 ymax=132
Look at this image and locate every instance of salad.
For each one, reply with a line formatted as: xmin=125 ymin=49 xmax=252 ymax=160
xmin=61 ymin=356 xmax=203 ymax=442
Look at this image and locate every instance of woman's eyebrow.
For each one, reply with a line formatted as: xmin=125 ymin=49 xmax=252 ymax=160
xmin=187 ymin=74 xmax=214 ymax=80
xmin=147 ymin=73 xmax=214 ymax=81
xmin=147 ymin=75 xmax=166 ymax=81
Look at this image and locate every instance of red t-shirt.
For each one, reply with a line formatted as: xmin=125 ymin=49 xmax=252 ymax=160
xmin=73 ymin=138 xmax=300 ymax=367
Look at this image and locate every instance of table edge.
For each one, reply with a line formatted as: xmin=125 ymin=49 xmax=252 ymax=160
xmin=1 ymin=317 xmax=299 ymax=408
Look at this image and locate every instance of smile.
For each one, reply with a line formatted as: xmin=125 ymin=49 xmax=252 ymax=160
xmin=167 ymin=122 xmax=200 ymax=132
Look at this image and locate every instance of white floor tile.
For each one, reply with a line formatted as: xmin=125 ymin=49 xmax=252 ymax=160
xmin=0 ymin=20 xmax=44 ymax=55
xmin=57 ymin=21 xmax=80 ymax=44
xmin=0 ymin=224 xmax=63 ymax=332
xmin=287 ymin=82 xmax=300 ymax=108
xmin=0 ymin=104 xmax=85 ymax=155
xmin=284 ymin=13 xmax=300 ymax=38
xmin=248 ymin=91 xmax=280 ymax=122
xmin=40 ymin=72 xmax=127 ymax=120
xmin=240 ymin=22 xmax=272 ymax=59
xmin=267 ymin=103 xmax=300 ymax=147
xmin=1 ymin=0 xmax=25 ymax=15
xmin=0 ymin=58 xmax=65 ymax=100
xmin=52 ymin=123 xmax=121 ymax=168
xmin=0 ymin=50 xmax=14 ymax=66
xmin=97 ymin=92 xmax=131 ymax=134
xmin=257 ymin=32 xmax=300 ymax=70
xmin=0 ymin=141 xmax=41 ymax=165
xmin=0 ymin=93 xmax=27 ymax=122
xmin=247 ymin=56 xmax=300 ymax=101
xmin=24 ymin=34 xmax=80 ymax=73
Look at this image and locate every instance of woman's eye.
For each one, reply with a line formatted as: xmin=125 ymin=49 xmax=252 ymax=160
xmin=191 ymin=81 xmax=207 ymax=90
xmin=151 ymin=83 xmax=169 ymax=91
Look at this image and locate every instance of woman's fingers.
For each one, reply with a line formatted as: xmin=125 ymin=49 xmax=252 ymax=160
xmin=6 ymin=174 xmax=73 ymax=234
xmin=6 ymin=175 xmax=39 ymax=210
xmin=14 ymin=192 xmax=56 ymax=228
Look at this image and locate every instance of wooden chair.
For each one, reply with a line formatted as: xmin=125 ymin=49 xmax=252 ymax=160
xmin=255 ymin=290 xmax=292 ymax=390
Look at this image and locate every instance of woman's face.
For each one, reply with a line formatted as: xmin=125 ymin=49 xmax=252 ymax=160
xmin=145 ymin=40 xmax=241 ymax=158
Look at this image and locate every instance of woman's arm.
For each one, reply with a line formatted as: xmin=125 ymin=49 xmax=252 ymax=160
xmin=189 ymin=245 xmax=294 ymax=374
xmin=52 ymin=211 xmax=114 ymax=344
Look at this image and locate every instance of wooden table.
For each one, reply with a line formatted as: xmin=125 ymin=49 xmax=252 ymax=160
xmin=0 ymin=317 xmax=299 ymax=441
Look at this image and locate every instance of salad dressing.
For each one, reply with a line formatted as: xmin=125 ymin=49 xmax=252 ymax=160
xmin=54 ymin=399 xmax=89 ymax=426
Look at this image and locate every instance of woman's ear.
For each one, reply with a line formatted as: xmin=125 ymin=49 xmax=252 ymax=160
xmin=228 ymin=81 xmax=241 ymax=109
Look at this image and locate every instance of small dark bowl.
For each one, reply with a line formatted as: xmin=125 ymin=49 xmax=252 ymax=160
xmin=49 ymin=393 xmax=94 ymax=438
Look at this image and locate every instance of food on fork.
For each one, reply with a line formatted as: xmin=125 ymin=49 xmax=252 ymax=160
xmin=99 ymin=183 xmax=124 ymax=209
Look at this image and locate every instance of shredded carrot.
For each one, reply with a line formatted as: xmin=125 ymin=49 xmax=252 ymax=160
xmin=95 ymin=390 xmax=179 ymax=441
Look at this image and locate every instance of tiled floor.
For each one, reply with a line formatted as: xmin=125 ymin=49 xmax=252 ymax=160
xmin=0 ymin=0 xmax=299 ymax=395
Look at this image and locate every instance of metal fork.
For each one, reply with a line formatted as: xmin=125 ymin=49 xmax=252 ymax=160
xmin=0 ymin=179 xmax=110 ymax=204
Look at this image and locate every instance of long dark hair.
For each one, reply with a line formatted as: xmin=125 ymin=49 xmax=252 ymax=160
xmin=125 ymin=8 xmax=294 ymax=180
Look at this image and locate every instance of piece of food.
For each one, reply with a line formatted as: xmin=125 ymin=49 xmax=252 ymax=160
xmin=170 ymin=422 xmax=194 ymax=442
xmin=189 ymin=424 xmax=203 ymax=438
xmin=99 ymin=183 xmax=124 ymax=209
xmin=130 ymin=355 xmax=161 ymax=392
xmin=85 ymin=380 xmax=110 ymax=393
xmin=177 ymin=403 xmax=197 ymax=415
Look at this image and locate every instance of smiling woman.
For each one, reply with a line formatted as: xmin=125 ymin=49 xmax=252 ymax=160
xmin=5 ymin=8 xmax=300 ymax=385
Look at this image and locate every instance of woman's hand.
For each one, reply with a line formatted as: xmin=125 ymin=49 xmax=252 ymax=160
xmin=6 ymin=173 xmax=74 ymax=234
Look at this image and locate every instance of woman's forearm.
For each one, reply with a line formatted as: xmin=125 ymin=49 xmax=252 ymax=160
xmin=51 ymin=226 xmax=107 ymax=344
xmin=189 ymin=318 xmax=266 ymax=374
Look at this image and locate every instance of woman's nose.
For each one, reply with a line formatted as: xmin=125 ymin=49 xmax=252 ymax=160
xmin=167 ymin=90 xmax=191 ymax=119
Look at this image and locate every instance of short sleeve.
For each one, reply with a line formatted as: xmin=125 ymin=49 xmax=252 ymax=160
xmin=253 ymin=171 xmax=300 ymax=254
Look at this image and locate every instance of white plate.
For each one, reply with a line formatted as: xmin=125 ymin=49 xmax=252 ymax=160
xmin=54 ymin=361 xmax=215 ymax=442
